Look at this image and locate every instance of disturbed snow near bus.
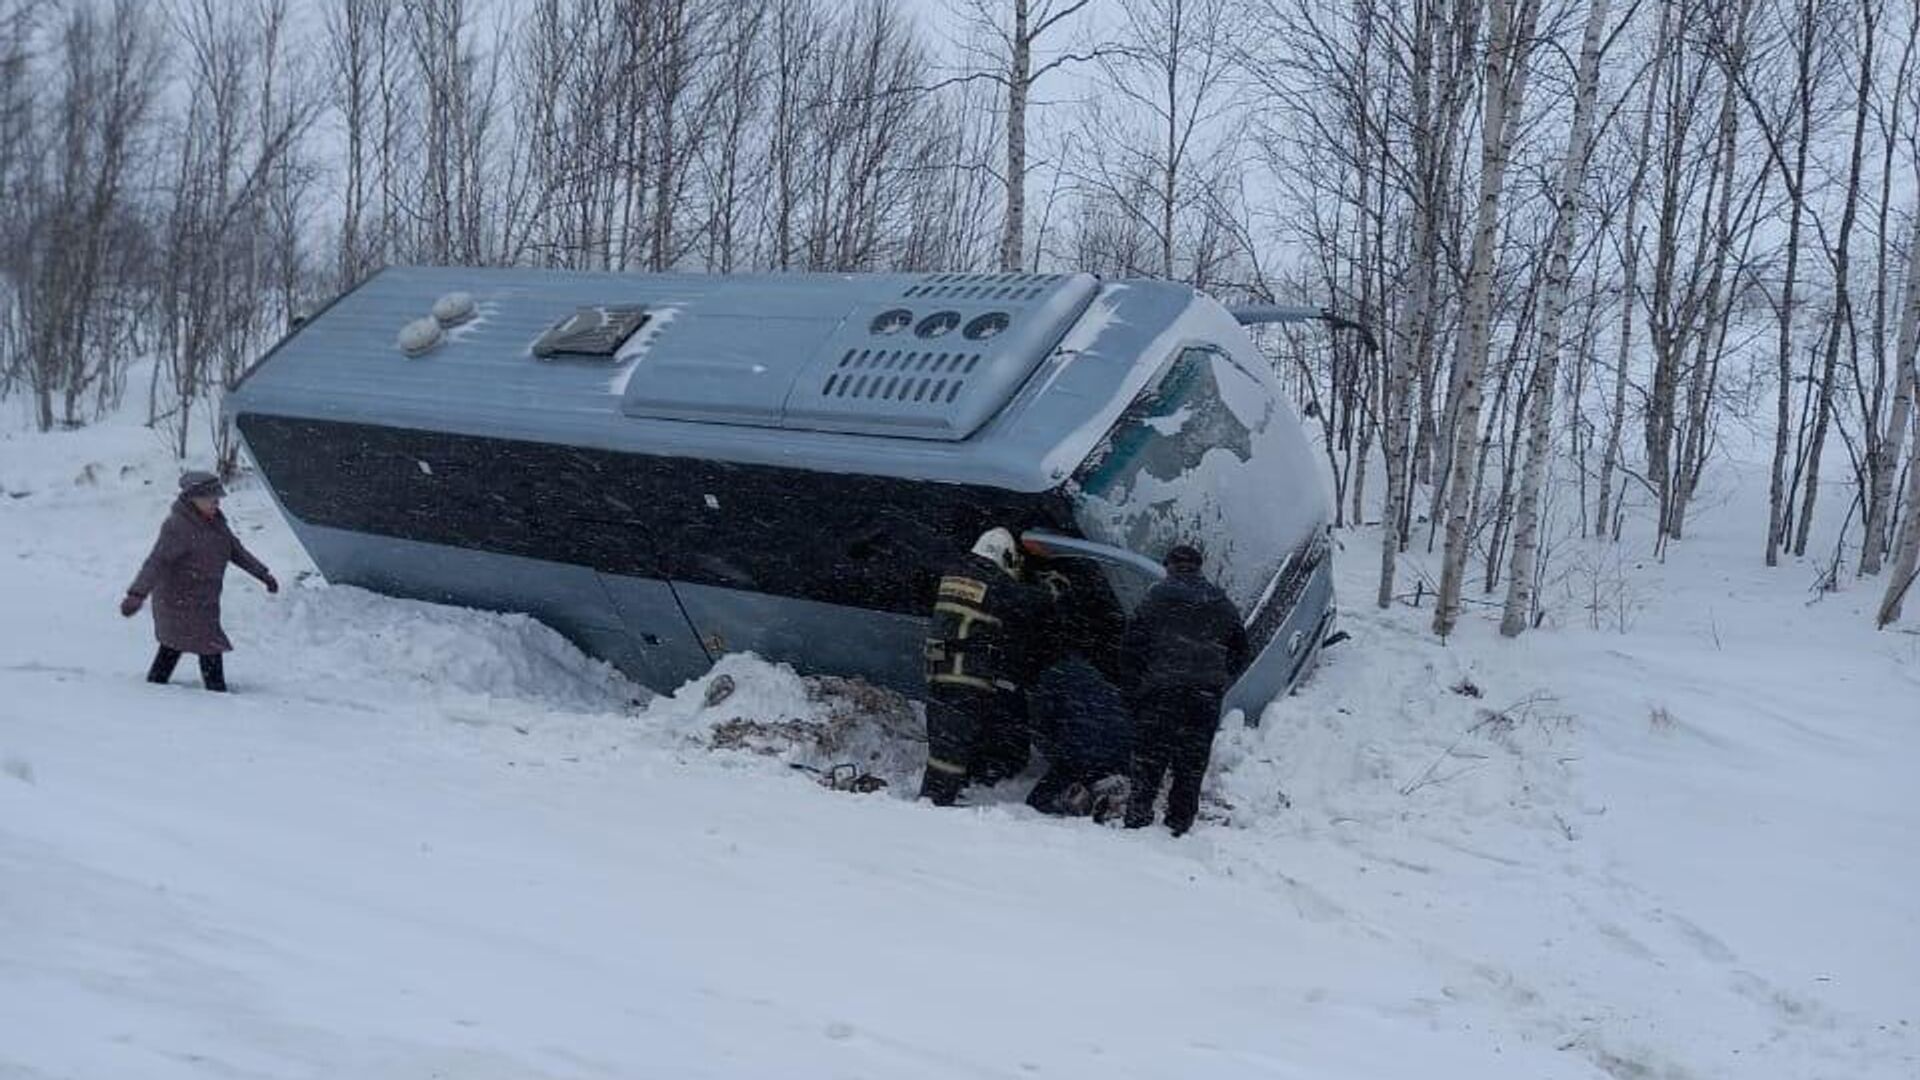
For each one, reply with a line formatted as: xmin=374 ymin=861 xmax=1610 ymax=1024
xmin=1 ymin=403 xmax=1916 ymax=1079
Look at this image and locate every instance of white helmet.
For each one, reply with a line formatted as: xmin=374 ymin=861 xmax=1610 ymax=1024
xmin=971 ymin=527 xmax=1023 ymax=578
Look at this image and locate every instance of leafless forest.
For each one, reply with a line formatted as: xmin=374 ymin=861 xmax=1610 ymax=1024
xmin=2 ymin=0 xmax=1917 ymax=632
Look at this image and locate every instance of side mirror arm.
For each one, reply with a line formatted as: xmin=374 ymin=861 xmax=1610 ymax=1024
xmin=1018 ymin=531 xmax=1166 ymax=583
xmin=1227 ymin=304 xmax=1380 ymax=354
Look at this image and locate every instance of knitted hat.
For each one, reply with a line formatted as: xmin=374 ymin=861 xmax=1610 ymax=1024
xmin=179 ymin=470 xmax=226 ymax=499
xmin=1163 ymin=544 xmax=1204 ymax=572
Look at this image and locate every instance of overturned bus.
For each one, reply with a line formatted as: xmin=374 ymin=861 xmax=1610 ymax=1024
xmin=227 ymin=266 xmax=1340 ymax=718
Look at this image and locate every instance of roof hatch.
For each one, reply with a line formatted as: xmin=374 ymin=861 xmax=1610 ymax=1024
xmin=535 ymin=304 xmax=650 ymax=360
xmin=620 ymin=272 xmax=1099 ymax=440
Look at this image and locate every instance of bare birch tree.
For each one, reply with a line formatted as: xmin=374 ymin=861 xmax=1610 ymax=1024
xmin=1858 ymin=7 xmax=1920 ymax=576
xmin=1433 ymin=0 xmax=1543 ymax=637
xmin=1879 ymin=340 xmax=1920 ymax=625
xmin=1378 ymin=0 xmax=1480 ymax=605
xmin=1864 ymin=224 xmax=1920 ymax=576
xmin=325 ymin=0 xmax=399 ymax=289
xmin=948 ymin=0 xmax=1101 ymax=271
xmin=157 ymin=0 xmax=316 ymax=463
xmin=1790 ymin=0 xmax=1879 ymax=557
xmin=1500 ymin=0 xmax=1615 ymax=636
xmin=695 ymin=0 xmax=766 ymax=273
xmin=1595 ymin=5 xmax=1670 ymax=540
xmin=1739 ymin=0 xmax=1825 ymax=566
xmin=17 ymin=0 xmax=162 ymax=432
xmin=1081 ymin=0 xmax=1237 ymax=282
xmin=0 ymin=0 xmax=45 ymax=406
xmin=1663 ymin=0 xmax=1759 ymax=543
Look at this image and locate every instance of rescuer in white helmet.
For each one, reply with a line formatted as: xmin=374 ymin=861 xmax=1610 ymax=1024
xmin=917 ymin=526 xmax=1055 ymax=805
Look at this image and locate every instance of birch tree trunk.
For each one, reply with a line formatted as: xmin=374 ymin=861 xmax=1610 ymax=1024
xmin=1861 ymin=12 xmax=1920 ymax=575
xmin=1794 ymin=7 xmax=1875 ymax=559
xmin=1001 ymin=0 xmax=1031 ymax=271
xmin=963 ymin=0 xmax=1094 ymax=272
xmin=328 ymin=0 xmax=376 ymax=290
xmin=771 ymin=0 xmax=809 ymax=271
xmin=1597 ymin=4 xmax=1668 ymax=540
xmin=1764 ymin=0 xmax=1818 ymax=566
xmin=1433 ymin=0 xmax=1541 ymax=638
xmin=1668 ymin=0 xmax=1754 ymax=541
xmin=1863 ymin=228 xmax=1920 ymax=575
xmin=1879 ymin=360 xmax=1920 ymax=626
xmin=1500 ymin=0 xmax=1610 ymax=637
xmin=1158 ymin=0 xmax=1180 ymax=278
xmin=1377 ymin=0 xmax=1441 ymax=609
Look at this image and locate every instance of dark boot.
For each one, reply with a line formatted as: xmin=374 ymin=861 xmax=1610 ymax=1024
xmin=1025 ymin=766 xmax=1076 ymax=814
xmin=198 ymin=653 xmax=227 ymax=693
xmin=147 ymin=646 xmax=182 ymax=685
xmin=918 ymin=762 xmax=965 ymax=805
xmin=1090 ymin=779 xmax=1128 ymax=825
xmin=1060 ymin=781 xmax=1094 ymax=817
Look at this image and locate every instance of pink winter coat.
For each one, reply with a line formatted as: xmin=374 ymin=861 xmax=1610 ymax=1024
xmin=128 ymin=497 xmax=273 ymax=654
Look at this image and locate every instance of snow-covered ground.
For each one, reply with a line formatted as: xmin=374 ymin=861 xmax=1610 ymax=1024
xmin=2 ymin=403 xmax=1915 ymax=1079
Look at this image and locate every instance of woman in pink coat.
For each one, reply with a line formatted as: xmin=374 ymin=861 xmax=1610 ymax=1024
xmin=120 ymin=471 xmax=278 ymax=691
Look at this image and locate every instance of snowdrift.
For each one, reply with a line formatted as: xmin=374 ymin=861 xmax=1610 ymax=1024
xmin=1 ymin=409 xmax=1914 ymax=1079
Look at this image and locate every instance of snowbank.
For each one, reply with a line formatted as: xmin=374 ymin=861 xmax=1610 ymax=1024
xmin=260 ymin=585 xmax=637 ymax=716
xmin=1 ymin=408 xmax=1914 ymax=1079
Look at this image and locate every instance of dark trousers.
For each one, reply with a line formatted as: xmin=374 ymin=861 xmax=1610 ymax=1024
xmin=920 ymin=688 xmax=1028 ymax=805
xmin=148 ymin=646 xmax=226 ymax=691
xmin=1125 ymin=688 xmax=1221 ymax=835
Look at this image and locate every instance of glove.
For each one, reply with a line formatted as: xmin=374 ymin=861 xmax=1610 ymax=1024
xmin=119 ymin=593 xmax=143 ymax=617
xmin=263 ymin=573 xmax=279 ymax=595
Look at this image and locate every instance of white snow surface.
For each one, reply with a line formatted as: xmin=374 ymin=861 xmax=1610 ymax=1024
xmin=606 ymin=302 xmax=683 ymax=395
xmin=2 ymin=406 xmax=1916 ymax=1079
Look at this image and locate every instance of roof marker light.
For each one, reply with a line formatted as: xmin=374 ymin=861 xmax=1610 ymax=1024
xmin=398 ymin=317 xmax=443 ymax=357
xmin=433 ymin=291 xmax=478 ymax=327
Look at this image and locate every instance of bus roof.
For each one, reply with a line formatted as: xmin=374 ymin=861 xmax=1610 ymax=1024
xmin=227 ymin=265 xmax=1213 ymax=492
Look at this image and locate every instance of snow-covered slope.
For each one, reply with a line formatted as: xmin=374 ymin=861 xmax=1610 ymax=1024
xmin=1 ymin=408 xmax=1914 ymax=1079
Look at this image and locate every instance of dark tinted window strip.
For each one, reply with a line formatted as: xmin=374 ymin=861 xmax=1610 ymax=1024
xmin=238 ymin=414 xmax=1074 ymax=618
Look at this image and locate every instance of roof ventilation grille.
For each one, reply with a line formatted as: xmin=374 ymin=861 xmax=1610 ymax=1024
xmin=615 ymin=269 xmax=1097 ymax=440
xmin=533 ymin=304 xmax=649 ymax=361
xmin=901 ymin=271 xmax=1064 ymax=302
xmin=817 ymin=348 xmax=982 ymax=405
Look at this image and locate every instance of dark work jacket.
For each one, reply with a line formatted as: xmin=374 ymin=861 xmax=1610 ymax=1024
xmin=1029 ymin=653 xmax=1132 ymax=776
xmin=129 ymin=497 xmax=272 ymax=654
xmin=1120 ymin=568 xmax=1250 ymax=698
xmin=924 ymin=553 xmax=1053 ymax=694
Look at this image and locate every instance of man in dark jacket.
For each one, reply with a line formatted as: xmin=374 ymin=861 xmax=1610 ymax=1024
xmin=918 ymin=527 xmax=1054 ymax=805
xmin=1121 ymin=544 xmax=1249 ymax=836
xmin=1026 ymin=651 xmax=1132 ymax=816
xmin=120 ymin=471 xmax=278 ymax=692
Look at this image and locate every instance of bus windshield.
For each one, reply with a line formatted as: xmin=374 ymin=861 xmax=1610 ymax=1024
xmin=1067 ymin=345 xmax=1298 ymax=616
